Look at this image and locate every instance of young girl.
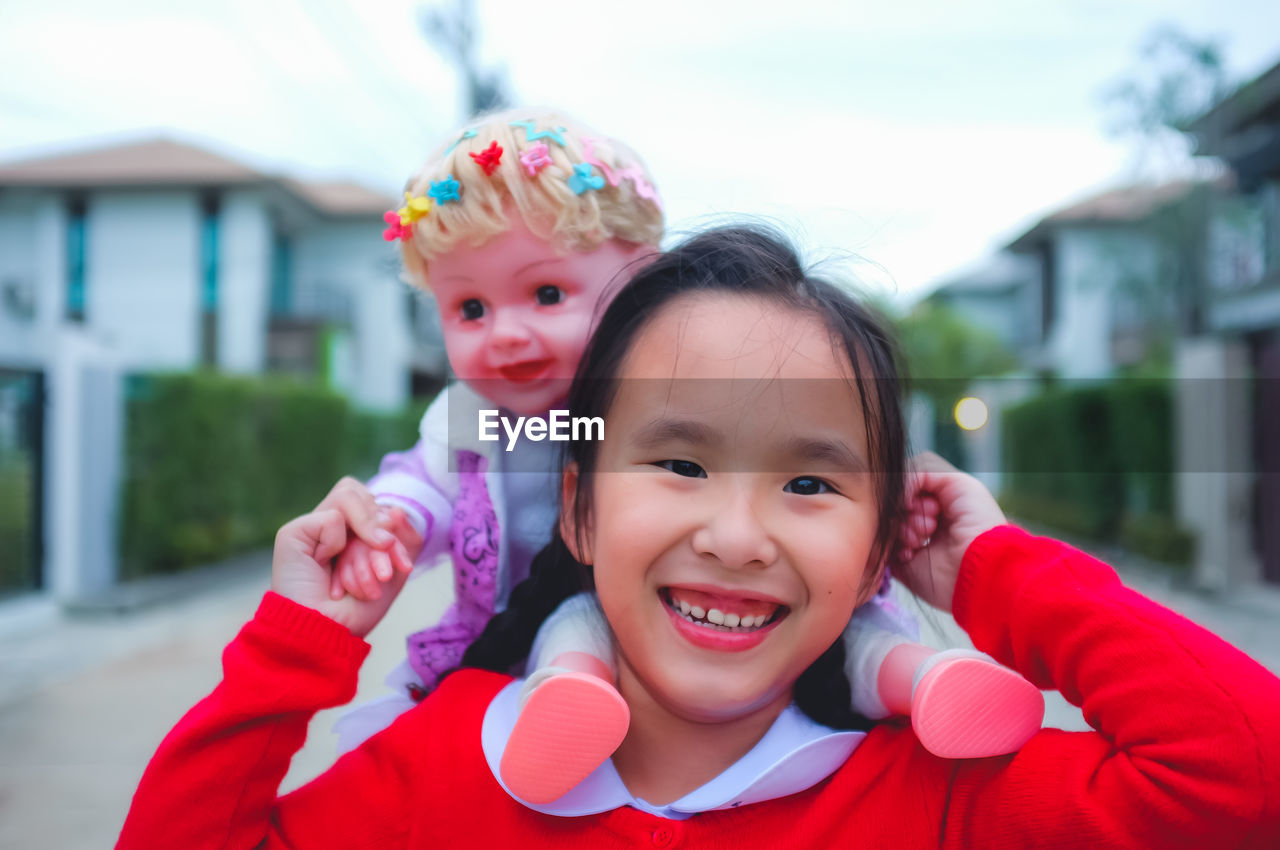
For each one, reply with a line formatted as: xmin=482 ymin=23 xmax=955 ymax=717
xmin=119 ymin=226 xmax=1280 ymax=848
xmin=334 ymin=110 xmax=1041 ymax=801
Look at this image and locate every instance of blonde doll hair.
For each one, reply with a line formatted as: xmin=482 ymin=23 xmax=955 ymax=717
xmin=400 ymin=107 xmax=665 ymax=291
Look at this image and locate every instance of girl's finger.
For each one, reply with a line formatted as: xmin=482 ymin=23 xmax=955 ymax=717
xmin=317 ymin=478 xmax=396 ymax=550
xmin=330 ymin=554 xmax=345 ymax=600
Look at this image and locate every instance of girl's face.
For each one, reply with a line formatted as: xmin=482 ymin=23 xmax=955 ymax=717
xmin=570 ymin=294 xmax=882 ymax=724
xmin=430 ymin=214 xmax=648 ymax=415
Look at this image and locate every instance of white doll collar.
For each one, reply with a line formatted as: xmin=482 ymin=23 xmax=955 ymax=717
xmin=480 ymin=679 xmax=864 ymax=820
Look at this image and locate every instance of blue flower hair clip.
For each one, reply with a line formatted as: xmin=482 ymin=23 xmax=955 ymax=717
xmin=444 ymin=129 xmax=478 ymax=155
xmin=568 ymin=163 xmax=605 ymax=195
xmin=509 ymin=120 xmax=567 ymax=147
xmin=428 ymin=175 xmax=461 ymax=204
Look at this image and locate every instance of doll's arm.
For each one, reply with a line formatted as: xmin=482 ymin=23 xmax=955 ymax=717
xmin=367 ymin=439 xmax=454 ymax=567
xmin=944 ymin=526 xmax=1280 ymax=849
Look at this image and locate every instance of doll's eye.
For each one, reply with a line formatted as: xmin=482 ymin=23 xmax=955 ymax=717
xmin=460 ymin=299 xmax=485 ymax=320
xmin=654 ymin=459 xmax=707 ymax=478
xmin=784 ymin=476 xmax=833 ymax=495
xmin=535 ymin=285 xmax=564 ymax=305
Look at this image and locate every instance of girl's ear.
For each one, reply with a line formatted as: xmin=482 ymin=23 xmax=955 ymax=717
xmin=559 ymin=462 xmax=593 ymax=564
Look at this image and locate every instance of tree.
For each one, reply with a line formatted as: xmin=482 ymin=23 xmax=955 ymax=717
xmin=1102 ymin=23 xmax=1231 ymax=178
xmin=1098 ymin=24 xmax=1239 ymax=344
xmin=895 ymin=301 xmax=1019 ymax=409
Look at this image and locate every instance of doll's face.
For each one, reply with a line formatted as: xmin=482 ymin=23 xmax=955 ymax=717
xmin=430 ymin=215 xmax=649 ymax=415
xmin=567 ymin=294 xmax=881 ymax=725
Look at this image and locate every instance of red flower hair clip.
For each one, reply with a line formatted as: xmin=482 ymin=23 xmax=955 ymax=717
xmin=470 ymin=141 xmax=503 ymax=176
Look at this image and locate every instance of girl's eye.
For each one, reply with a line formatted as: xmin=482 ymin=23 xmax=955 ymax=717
xmin=535 ymin=285 xmax=564 ymax=306
xmin=654 ymin=459 xmax=707 ymax=479
xmin=460 ymin=299 xmax=484 ymax=320
xmin=784 ymin=476 xmax=832 ymax=496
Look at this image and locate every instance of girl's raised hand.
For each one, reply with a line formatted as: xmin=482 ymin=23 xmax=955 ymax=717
xmin=891 ymin=452 xmax=1008 ymax=613
xmin=270 ymin=477 xmax=414 ymax=638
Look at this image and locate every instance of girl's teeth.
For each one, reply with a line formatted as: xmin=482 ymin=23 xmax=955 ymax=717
xmin=666 ymin=593 xmax=775 ymax=632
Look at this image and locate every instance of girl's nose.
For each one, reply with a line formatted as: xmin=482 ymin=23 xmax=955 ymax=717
xmin=488 ymin=309 xmax=533 ymax=352
xmin=691 ymin=481 xmax=778 ymax=569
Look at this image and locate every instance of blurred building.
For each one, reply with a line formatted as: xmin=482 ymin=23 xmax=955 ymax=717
xmin=932 ymin=162 xmax=1277 ymax=588
xmin=0 ymin=137 xmax=445 ymax=404
xmin=1190 ymin=58 xmax=1280 ymax=587
xmin=925 ymin=252 xmax=1041 ymax=361
xmin=0 ymin=138 xmax=446 ymax=602
xmin=1005 ymin=180 xmax=1203 ymax=379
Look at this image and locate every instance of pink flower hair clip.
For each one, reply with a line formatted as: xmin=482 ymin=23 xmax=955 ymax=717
xmin=382 ymin=191 xmax=431 ymax=242
xmin=520 ymin=142 xmax=553 ymax=176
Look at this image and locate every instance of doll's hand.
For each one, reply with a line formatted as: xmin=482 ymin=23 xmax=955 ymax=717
xmin=331 ymin=508 xmax=423 ymax=601
xmin=891 ymin=452 xmax=1007 ymax=613
xmin=271 ymin=478 xmax=414 ymax=638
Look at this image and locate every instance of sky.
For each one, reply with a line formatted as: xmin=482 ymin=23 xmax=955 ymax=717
xmin=1 ymin=0 xmax=1278 ymax=306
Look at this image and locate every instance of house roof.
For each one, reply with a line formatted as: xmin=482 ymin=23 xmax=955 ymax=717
xmin=0 ymin=138 xmax=396 ymax=218
xmin=1190 ymin=58 xmax=1280 ymax=188
xmin=1005 ymin=180 xmax=1198 ymax=252
xmin=1191 ymin=58 xmax=1280 ymax=148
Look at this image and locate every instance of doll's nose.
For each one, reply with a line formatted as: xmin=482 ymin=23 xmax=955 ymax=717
xmin=488 ymin=310 xmax=533 ymax=351
xmin=691 ymin=481 xmax=778 ymax=569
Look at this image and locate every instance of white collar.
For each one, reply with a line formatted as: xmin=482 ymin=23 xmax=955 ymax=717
xmin=481 ymin=680 xmax=864 ymax=820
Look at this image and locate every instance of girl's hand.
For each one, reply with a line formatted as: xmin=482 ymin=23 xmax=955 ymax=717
xmin=891 ymin=452 xmax=1007 ymax=613
xmin=331 ymin=509 xmax=423 ymax=602
xmin=271 ymin=478 xmax=414 ymax=638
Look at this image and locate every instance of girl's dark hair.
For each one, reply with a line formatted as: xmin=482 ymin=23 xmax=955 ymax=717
xmin=461 ymin=224 xmax=907 ymax=730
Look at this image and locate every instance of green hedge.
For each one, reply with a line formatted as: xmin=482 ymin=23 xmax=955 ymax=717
xmin=0 ymin=453 xmax=33 ymax=594
xmin=119 ymin=373 xmax=428 ymax=579
xmin=1001 ymin=379 xmax=1193 ymax=565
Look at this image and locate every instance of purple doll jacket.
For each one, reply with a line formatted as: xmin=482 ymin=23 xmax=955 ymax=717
xmin=368 ymin=383 xmax=514 ymax=693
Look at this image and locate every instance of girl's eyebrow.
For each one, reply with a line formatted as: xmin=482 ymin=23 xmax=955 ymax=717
xmin=783 ymin=437 xmax=870 ymax=474
xmin=631 ymin=417 xmax=721 ymax=449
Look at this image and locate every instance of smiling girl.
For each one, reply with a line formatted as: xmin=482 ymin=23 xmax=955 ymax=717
xmin=118 ymin=226 xmax=1280 ymax=848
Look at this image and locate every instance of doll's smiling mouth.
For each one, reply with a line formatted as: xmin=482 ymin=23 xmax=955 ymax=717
xmin=661 ymin=588 xmax=786 ymax=632
xmin=498 ymin=359 xmax=553 ymax=381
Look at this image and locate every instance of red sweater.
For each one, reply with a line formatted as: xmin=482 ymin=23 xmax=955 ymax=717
xmin=117 ymin=526 xmax=1280 ymax=849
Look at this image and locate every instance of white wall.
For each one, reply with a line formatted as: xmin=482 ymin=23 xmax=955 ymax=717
xmin=89 ymin=191 xmax=201 ymax=369
xmin=0 ymin=193 xmax=61 ymax=368
xmin=219 ymin=190 xmax=270 ymax=373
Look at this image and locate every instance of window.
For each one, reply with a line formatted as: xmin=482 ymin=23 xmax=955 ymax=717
xmin=65 ymin=197 xmax=86 ymax=322
xmin=270 ymin=232 xmax=292 ymax=316
xmin=199 ymin=194 xmax=220 ymax=366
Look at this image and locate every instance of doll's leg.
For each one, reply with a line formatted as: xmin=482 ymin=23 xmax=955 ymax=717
xmin=500 ymin=592 xmax=629 ymax=804
xmin=844 ymin=598 xmax=1044 ymax=758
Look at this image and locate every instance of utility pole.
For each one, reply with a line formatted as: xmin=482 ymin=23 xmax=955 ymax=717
xmin=422 ymin=0 xmax=509 ymax=118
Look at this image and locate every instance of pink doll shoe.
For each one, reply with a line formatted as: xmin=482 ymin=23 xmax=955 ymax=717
xmin=910 ymin=649 xmax=1044 ymax=759
xmin=500 ymin=672 xmax=630 ymax=804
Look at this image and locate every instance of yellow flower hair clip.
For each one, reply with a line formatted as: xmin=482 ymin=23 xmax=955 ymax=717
xmin=398 ymin=192 xmax=432 ymax=226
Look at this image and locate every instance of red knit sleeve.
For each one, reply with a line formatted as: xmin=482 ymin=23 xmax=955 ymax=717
xmin=942 ymin=526 xmax=1280 ymax=850
xmin=116 ymin=592 xmax=378 ymax=849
